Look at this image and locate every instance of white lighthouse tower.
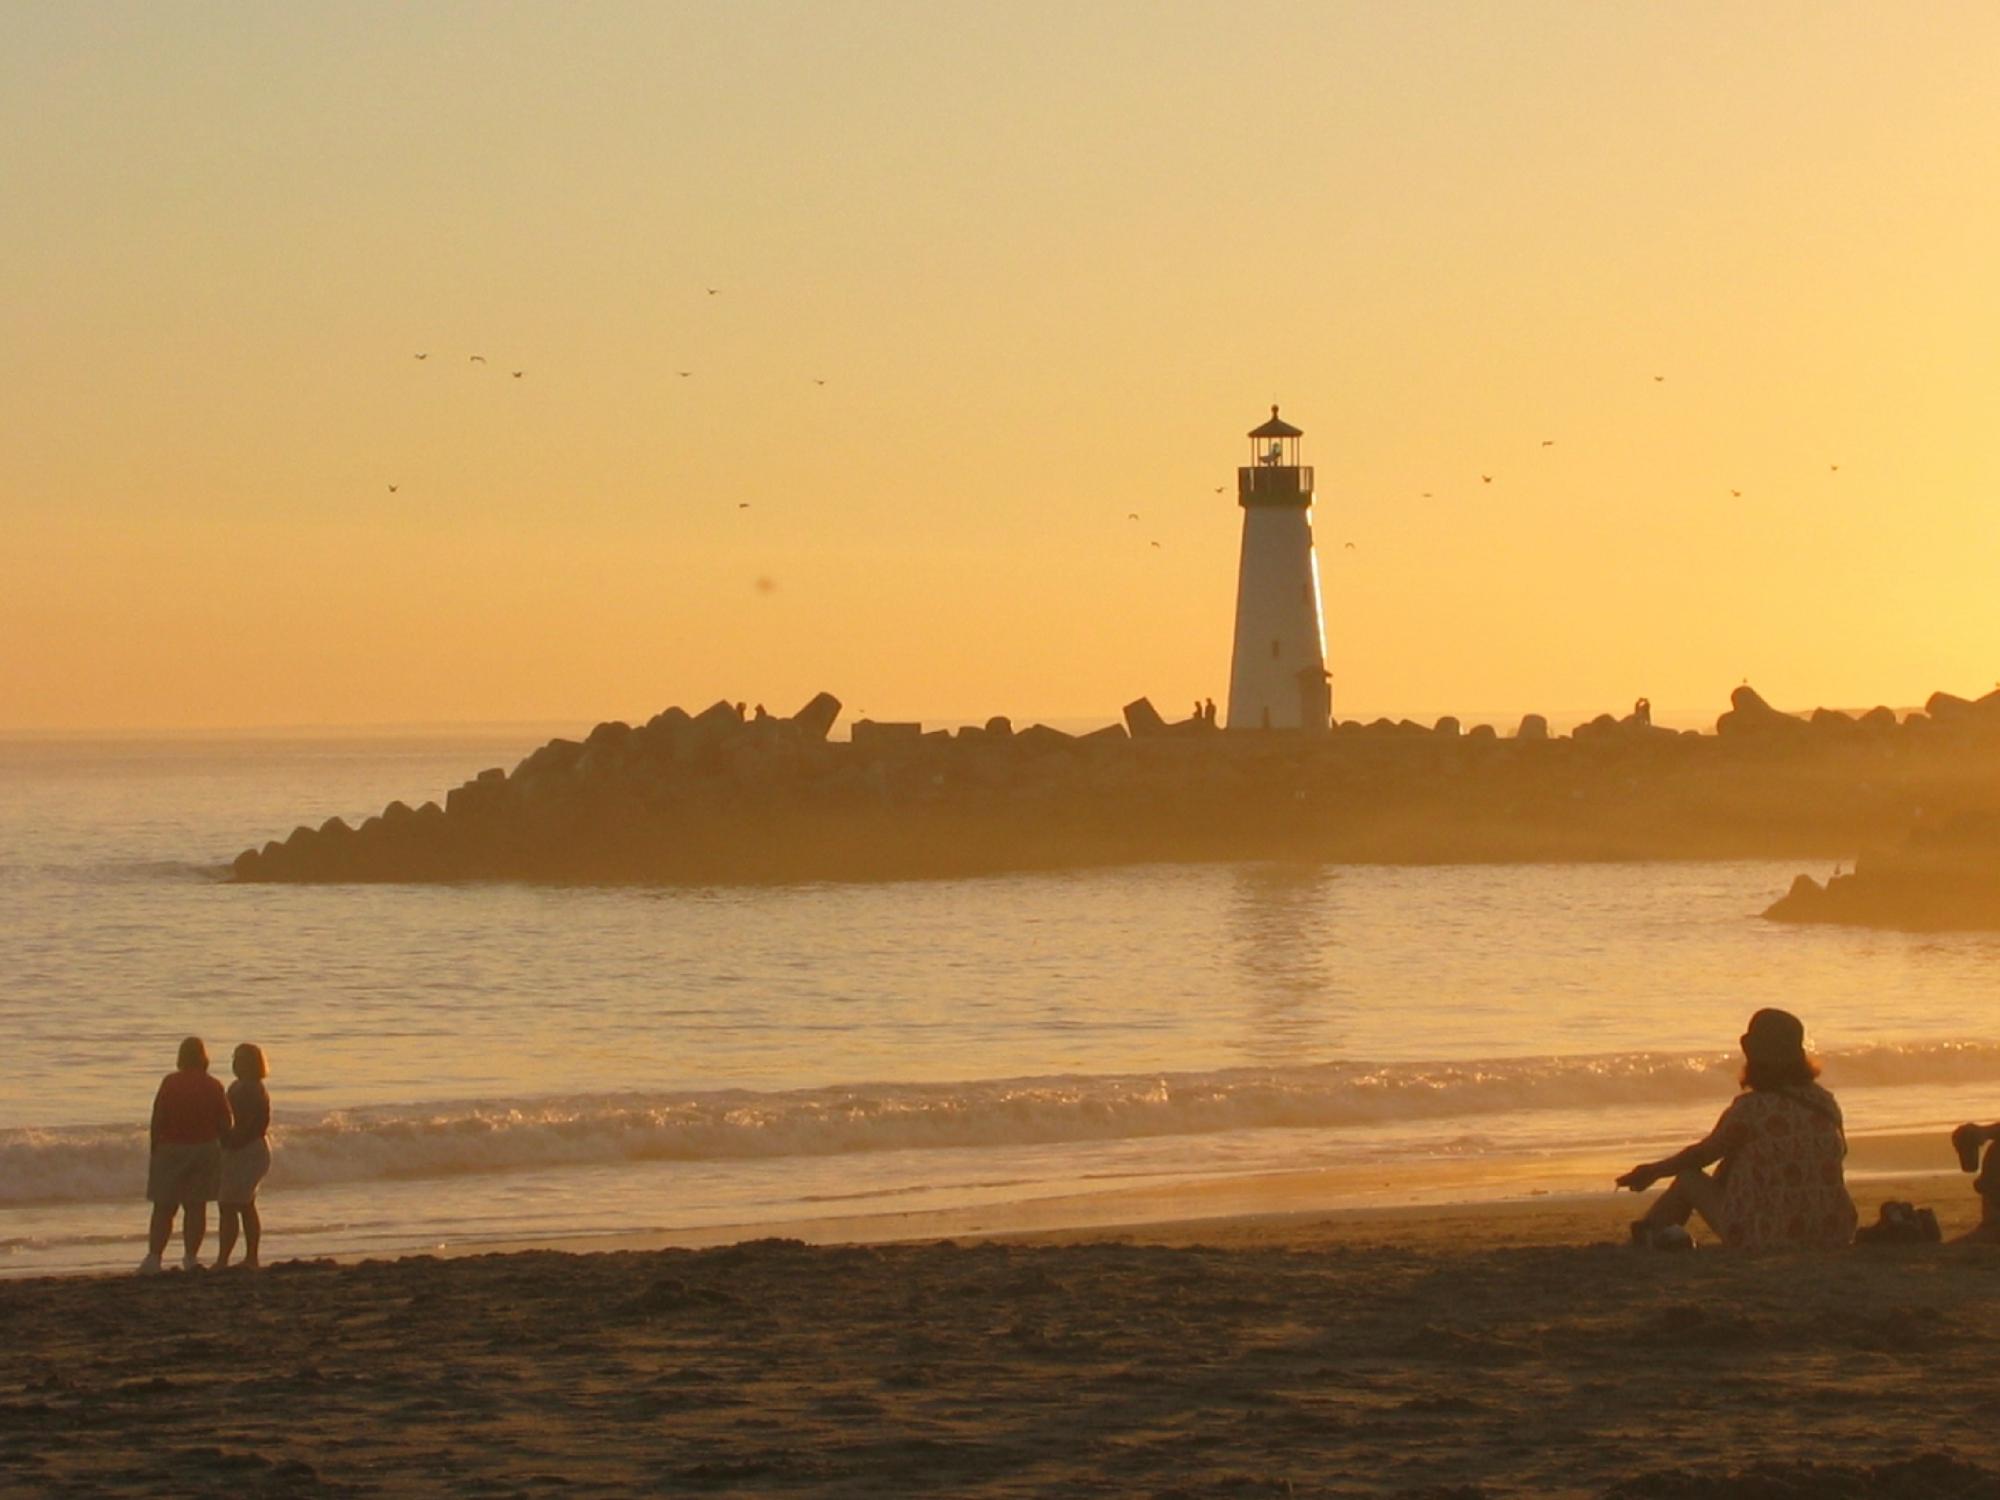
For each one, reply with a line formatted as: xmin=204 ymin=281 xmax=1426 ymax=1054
xmin=1226 ymin=406 xmax=1331 ymax=731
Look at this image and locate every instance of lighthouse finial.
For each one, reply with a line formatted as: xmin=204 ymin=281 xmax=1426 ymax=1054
xmin=1271 ymin=404 xmax=1280 ymax=420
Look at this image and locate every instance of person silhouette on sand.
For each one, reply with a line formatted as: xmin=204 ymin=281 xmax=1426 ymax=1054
xmin=215 ymin=1043 xmax=273 ymax=1270
xmin=1616 ymin=1008 xmax=1858 ymax=1249
xmin=140 ymin=1037 xmax=233 ymax=1274
xmin=1950 ymin=1119 xmax=2000 ymax=1243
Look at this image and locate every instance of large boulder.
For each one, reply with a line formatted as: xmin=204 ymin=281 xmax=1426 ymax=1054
xmin=1515 ymin=714 xmax=1549 ymax=741
xmin=1123 ymin=697 xmax=1167 ymax=738
xmin=789 ymin=692 xmax=842 ymax=741
xmin=1015 ymin=724 xmax=1074 ymax=755
xmin=514 ymin=738 xmax=583 ymax=781
xmin=1926 ymin=691 xmax=1974 ymax=722
xmin=850 ymin=720 xmax=923 ymax=755
xmin=1716 ymin=684 xmax=1804 ymax=737
xmin=692 ymin=700 xmax=742 ymax=733
xmin=1573 ymin=713 xmax=1618 ymax=742
xmin=1763 ymin=873 xmax=1828 ymax=921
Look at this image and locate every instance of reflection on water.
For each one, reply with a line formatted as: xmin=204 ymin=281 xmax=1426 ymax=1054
xmin=9 ymin=736 xmax=2000 ymax=1274
xmin=1228 ymin=862 xmax=1346 ymax=1064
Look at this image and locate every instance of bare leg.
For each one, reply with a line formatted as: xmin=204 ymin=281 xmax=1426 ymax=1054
xmin=216 ymin=1206 xmax=240 ymax=1269
xmin=147 ymin=1204 xmax=176 ymax=1259
xmin=1637 ymin=1169 xmax=1729 ymax=1241
xmin=181 ymin=1202 xmax=207 ymax=1265
xmin=240 ymin=1203 xmax=261 ymax=1268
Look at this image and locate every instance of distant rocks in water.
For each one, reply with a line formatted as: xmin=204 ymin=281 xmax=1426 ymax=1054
xmin=1716 ymin=684 xmax=1806 ymax=737
xmin=1765 ymin=812 xmax=2000 ymax=931
xmin=230 ymin=682 xmax=2000 ymax=887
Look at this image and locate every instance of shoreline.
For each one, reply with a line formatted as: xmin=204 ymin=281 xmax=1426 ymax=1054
xmin=454 ymin=1127 xmax=1977 ymax=1265
xmin=8 ymin=1126 xmax=1974 ymax=1283
xmin=7 ymin=1161 xmax=1999 ymax=1497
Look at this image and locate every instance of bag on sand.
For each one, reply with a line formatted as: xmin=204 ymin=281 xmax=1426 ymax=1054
xmin=1853 ymin=1200 xmax=1940 ymax=1246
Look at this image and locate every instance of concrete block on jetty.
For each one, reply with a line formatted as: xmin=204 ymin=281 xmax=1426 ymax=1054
xmin=1122 ymin=697 xmax=1166 ymax=738
xmin=227 ymin=681 xmax=2000 ymax=890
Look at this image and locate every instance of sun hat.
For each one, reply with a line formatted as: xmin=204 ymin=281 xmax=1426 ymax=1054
xmin=1741 ymin=1007 xmax=1806 ymax=1063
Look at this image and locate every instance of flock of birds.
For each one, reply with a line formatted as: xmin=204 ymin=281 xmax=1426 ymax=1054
xmin=1119 ymin=372 xmax=1847 ymax=560
xmin=385 ymin=287 xmax=841 ymax=502
xmin=385 ymin=330 xmax=1846 ymax=568
xmin=1447 ymin=375 xmax=1843 ymax=500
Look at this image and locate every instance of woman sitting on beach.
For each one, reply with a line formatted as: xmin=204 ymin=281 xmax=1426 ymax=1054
xmin=216 ymin=1043 xmax=272 ymax=1270
xmin=1617 ymin=1008 xmax=1858 ymax=1250
xmin=1949 ymin=1119 xmax=2000 ymax=1244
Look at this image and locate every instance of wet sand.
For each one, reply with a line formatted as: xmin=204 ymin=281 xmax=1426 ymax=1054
xmin=6 ymin=1167 xmax=2000 ymax=1497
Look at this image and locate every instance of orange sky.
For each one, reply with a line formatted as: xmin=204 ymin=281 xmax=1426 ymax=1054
xmin=4 ymin=3 xmax=1997 ymax=730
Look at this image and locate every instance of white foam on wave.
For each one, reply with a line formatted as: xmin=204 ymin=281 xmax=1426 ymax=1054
xmin=8 ymin=1039 xmax=1997 ymax=1208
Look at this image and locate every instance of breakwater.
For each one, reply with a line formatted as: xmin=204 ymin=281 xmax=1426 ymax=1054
xmin=1765 ymin=810 xmax=2000 ymax=930
xmin=228 ymin=684 xmax=2000 ymax=886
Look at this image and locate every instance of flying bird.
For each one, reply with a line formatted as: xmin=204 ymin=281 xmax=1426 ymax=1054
xmin=1212 ymin=486 xmax=1224 ymax=494
xmin=1652 ymin=374 xmax=1664 ymax=382
xmin=469 ymin=355 xmax=486 ymax=364
xmin=1481 ymin=475 xmax=1494 ymax=484
xmin=1730 ymin=489 xmax=1742 ymax=497
xmin=678 ymin=370 xmax=693 ymax=378
xmin=813 ymin=378 xmax=826 ymax=386
xmin=1150 ymin=541 xmax=1161 ymax=548
xmin=387 ymin=485 xmax=398 ymax=493
xmin=738 ymin=502 xmax=751 ymax=509
xmin=1829 ymin=463 xmax=1840 ymax=472
xmin=706 ymin=287 xmax=722 ymax=296
xmin=1343 ymin=541 xmax=1356 ymax=550
xmin=413 ymin=353 xmax=428 ymax=361
xmin=1422 ymin=492 xmax=1433 ymax=498
xmin=1127 ymin=512 xmax=1140 ymax=520
xmin=511 ymin=370 xmax=523 ymax=378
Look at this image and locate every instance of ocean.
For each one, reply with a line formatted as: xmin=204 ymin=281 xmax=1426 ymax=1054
xmin=4 ymin=731 xmax=1997 ymax=1277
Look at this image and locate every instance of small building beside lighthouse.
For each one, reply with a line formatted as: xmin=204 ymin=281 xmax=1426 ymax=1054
xmin=1225 ymin=406 xmax=1331 ymax=732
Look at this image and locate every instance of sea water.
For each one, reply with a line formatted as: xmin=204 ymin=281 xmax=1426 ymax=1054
xmin=4 ymin=732 xmax=1998 ymax=1277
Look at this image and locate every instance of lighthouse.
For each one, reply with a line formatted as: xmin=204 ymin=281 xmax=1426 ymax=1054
xmin=1225 ymin=406 xmax=1331 ymax=731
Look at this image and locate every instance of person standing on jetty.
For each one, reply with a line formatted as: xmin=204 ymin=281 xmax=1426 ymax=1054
xmin=215 ymin=1043 xmax=272 ymax=1270
xmin=1617 ymin=1008 xmax=1858 ymax=1249
xmin=139 ymin=1036 xmax=232 ymax=1274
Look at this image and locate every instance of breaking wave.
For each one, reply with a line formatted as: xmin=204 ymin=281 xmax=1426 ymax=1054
xmin=8 ymin=1039 xmax=1997 ymax=1208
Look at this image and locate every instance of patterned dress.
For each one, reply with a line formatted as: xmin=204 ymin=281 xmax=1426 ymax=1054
xmin=1709 ymin=1084 xmax=1857 ymax=1249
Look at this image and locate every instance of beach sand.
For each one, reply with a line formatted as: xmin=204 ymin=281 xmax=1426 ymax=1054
xmin=7 ymin=1160 xmax=2000 ymax=1498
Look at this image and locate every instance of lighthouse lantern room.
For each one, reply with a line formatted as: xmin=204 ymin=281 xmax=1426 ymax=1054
xmin=1225 ymin=406 xmax=1331 ymax=732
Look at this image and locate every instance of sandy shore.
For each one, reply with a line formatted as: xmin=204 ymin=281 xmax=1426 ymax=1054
xmin=7 ymin=1163 xmax=2000 ymax=1497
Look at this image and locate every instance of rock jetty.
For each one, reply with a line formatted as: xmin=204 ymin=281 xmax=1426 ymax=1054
xmin=1765 ymin=808 xmax=2000 ymax=931
xmin=230 ymin=684 xmax=2000 ymax=887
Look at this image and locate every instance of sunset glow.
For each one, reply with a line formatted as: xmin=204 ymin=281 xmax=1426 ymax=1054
xmin=5 ymin=3 xmax=1997 ymax=729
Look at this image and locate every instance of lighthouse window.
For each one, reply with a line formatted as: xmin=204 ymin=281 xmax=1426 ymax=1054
xmin=1270 ymin=639 xmax=1280 ymax=658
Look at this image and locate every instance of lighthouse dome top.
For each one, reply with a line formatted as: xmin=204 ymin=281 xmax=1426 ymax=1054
xmin=1248 ymin=405 xmax=1303 ymax=439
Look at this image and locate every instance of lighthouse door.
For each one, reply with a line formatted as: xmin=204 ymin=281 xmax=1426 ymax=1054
xmin=1295 ymin=666 xmax=1331 ymax=733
